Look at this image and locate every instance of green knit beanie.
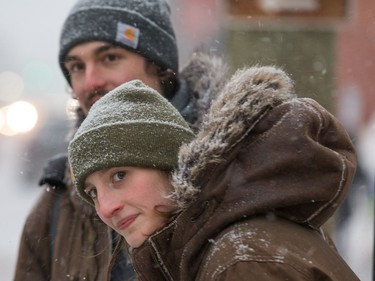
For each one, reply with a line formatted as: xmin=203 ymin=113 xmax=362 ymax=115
xmin=68 ymin=80 xmax=195 ymax=204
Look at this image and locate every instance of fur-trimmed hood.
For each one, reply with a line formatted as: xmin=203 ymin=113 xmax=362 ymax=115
xmin=171 ymin=65 xmax=356 ymax=228
xmin=131 ymin=65 xmax=357 ymax=281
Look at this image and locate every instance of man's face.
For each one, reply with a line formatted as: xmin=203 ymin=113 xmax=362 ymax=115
xmin=64 ymin=41 xmax=162 ymax=115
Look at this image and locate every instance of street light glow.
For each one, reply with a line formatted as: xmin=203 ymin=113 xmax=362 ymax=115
xmin=0 ymin=101 xmax=38 ymax=136
xmin=0 ymin=109 xmax=4 ymax=132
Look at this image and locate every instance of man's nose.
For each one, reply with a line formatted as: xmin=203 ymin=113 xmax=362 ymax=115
xmin=84 ymin=64 xmax=106 ymax=92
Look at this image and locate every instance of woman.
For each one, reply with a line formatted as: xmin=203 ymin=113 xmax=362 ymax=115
xmin=68 ymin=68 xmax=359 ymax=280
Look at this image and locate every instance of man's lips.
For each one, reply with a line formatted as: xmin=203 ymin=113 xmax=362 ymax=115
xmin=117 ymin=214 xmax=138 ymax=230
xmin=88 ymin=95 xmax=102 ymax=107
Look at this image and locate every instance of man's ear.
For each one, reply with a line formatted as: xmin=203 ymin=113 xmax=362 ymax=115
xmin=158 ymin=68 xmax=175 ymax=82
xmin=159 ymin=68 xmax=178 ymax=99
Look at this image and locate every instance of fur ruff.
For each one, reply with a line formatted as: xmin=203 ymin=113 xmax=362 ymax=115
xmin=171 ymin=66 xmax=296 ymax=209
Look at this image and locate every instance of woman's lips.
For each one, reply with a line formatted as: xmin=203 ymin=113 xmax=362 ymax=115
xmin=117 ymin=214 xmax=138 ymax=230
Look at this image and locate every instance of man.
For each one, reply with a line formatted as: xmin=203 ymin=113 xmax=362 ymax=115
xmin=13 ymin=0 xmax=226 ymax=280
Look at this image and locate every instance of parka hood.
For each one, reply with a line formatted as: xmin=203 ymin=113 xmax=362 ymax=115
xmin=171 ymin=65 xmax=356 ymax=229
xmin=131 ymin=65 xmax=357 ymax=281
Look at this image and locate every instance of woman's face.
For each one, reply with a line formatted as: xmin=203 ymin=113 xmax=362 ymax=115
xmin=84 ymin=167 xmax=173 ymax=248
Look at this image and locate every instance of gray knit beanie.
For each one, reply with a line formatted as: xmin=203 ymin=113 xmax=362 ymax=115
xmin=68 ymin=80 xmax=195 ymax=204
xmin=59 ymin=0 xmax=178 ymax=85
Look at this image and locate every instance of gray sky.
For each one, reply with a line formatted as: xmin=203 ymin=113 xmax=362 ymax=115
xmin=0 ymin=0 xmax=76 ymax=105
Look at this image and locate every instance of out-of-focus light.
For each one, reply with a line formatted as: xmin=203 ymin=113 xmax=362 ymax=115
xmin=0 ymin=101 xmax=38 ymax=136
xmin=0 ymin=71 xmax=24 ymax=102
xmin=7 ymin=101 xmax=38 ymax=133
xmin=0 ymin=109 xmax=4 ymax=131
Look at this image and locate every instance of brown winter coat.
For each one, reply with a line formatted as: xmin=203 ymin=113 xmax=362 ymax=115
xmin=129 ymin=66 xmax=359 ymax=280
xmin=13 ymin=172 xmax=112 ymax=280
xmin=13 ymin=53 xmax=227 ymax=281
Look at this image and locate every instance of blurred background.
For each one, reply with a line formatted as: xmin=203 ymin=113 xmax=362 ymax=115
xmin=0 ymin=0 xmax=374 ymax=280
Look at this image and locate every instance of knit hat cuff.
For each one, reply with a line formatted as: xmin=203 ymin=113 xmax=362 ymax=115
xmin=69 ymin=122 xmax=194 ymax=204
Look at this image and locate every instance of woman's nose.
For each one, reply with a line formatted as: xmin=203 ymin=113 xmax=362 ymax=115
xmin=97 ymin=189 xmax=123 ymax=219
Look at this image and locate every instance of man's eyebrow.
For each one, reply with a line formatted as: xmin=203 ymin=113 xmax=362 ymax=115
xmin=64 ymin=43 xmax=120 ymax=64
xmin=94 ymin=43 xmax=119 ymax=54
xmin=63 ymin=55 xmax=79 ymax=64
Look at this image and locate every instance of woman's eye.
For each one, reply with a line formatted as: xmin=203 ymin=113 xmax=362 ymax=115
xmin=113 ymin=171 xmax=126 ymax=182
xmin=86 ymin=188 xmax=97 ymax=199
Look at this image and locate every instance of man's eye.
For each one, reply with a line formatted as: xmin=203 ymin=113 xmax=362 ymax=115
xmin=86 ymin=188 xmax=97 ymax=199
xmin=113 ymin=171 xmax=126 ymax=182
xmin=104 ymin=54 xmax=119 ymax=62
xmin=67 ymin=63 xmax=84 ymax=74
